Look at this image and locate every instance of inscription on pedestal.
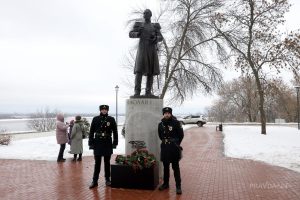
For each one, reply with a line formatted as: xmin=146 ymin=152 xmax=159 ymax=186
xmin=128 ymin=99 xmax=152 ymax=105
xmin=125 ymin=98 xmax=163 ymax=177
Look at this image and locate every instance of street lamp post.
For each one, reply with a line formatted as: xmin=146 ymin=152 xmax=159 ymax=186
xmin=295 ymin=86 xmax=300 ymax=130
xmin=115 ymin=85 xmax=119 ymax=126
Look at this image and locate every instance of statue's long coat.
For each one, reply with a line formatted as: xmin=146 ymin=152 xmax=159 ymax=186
xmin=129 ymin=22 xmax=163 ymax=76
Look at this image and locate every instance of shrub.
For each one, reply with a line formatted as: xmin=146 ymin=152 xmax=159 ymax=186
xmin=0 ymin=134 xmax=11 ymax=145
xmin=81 ymin=117 xmax=91 ymax=137
xmin=27 ymin=107 xmax=57 ymax=132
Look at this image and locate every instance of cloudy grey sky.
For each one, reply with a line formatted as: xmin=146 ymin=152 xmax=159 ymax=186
xmin=0 ymin=0 xmax=299 ymax=114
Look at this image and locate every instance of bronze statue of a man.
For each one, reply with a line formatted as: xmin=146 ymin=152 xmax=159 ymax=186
xmin=129 ymin=9 xmax=163 ymax=97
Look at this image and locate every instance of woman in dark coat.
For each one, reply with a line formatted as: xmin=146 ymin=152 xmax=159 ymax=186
xmin=158 ymin=107 xmax=184 ymax=195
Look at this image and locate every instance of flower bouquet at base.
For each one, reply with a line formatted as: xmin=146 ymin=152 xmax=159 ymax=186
xmin=115 ymin=140 xmax=156 ymax=171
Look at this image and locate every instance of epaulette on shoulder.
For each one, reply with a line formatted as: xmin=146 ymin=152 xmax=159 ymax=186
xmin=133 ymin=21 xmax=143 ymax=28
xmin=153 ymin=23 xmax=161 ymax=30
xmin=108 ymin=116 xmax=115 ymax=120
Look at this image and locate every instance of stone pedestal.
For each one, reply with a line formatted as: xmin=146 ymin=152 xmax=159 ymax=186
xmin=125 ymin=98 xmax=163 ymax=166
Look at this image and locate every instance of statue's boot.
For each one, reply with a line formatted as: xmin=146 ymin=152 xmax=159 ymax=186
xmin=145 ymin=75 xmax=153 ymax=96
xmin=134 ymin=73 xmax=142 ymax=96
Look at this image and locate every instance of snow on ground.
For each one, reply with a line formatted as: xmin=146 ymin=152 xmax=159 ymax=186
xmin=0 ymin=125 xmax=194 ymax=161
xmin=3 ymin=124 xmax=299 ymax=174
xmin=0 ymin=129 xmax=125 ymax=161
xmin=223 ymin=125 xmax=300 ymax=173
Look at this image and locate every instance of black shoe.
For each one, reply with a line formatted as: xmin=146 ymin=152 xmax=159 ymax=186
xmin=176 ymin=187 xmax=182 ymax=195
xmin=105 ymin=179 xmax=111 ymax=186
xmin=77 ymin=158 xmax=82 ymax=161
xmin=144 ymin=93 xmax=159 ymax=98
xmin=89 ymin=182 xmax=98 ymax=189
xmin=57 ymin=159 xmax=66 ymax=162
xmin=72 ymin=158 xmax=76 ymax=162
xmin=158 ymin=184 xmax=169 ymax=191
xmin=132 ymin=93 xmax=140 ymax=98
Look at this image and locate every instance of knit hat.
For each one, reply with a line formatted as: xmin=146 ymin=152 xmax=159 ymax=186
xmin=162 ymin=107 xmax=172 ymax=115
xmin=75 ymin=116 xmax=81 ymax=121
xmin=99 ymin=105 xmax=109 ymax=111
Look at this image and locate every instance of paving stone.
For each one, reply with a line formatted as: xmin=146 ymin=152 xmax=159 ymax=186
xmin=0 ymin=127 xmax=300 ymax=199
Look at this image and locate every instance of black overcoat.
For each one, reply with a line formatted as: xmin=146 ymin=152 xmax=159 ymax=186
xmin=88 ymin=114 xmax=118 ymax=156
xmin=129 ymin=21 xmax=163 ymax=76
xmin=158 ymin=117 xmax=184 ymax=162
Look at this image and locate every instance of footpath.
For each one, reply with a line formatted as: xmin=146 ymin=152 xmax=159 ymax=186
xmin=1 ymin=126 xmax=300 ymax=200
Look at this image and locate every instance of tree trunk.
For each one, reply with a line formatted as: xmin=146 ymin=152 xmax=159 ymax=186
xmin=258 ymin=90 xmax=267 ymax=134
xmin=160 ymin=83 xmax=168 ymax=99
xmin=247 ymin=112 xmax=253 ymax=122
xmin=254 ymin=74 xmax=267 ymax=135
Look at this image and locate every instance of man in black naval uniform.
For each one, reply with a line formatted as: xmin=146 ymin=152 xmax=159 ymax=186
xmin=158 ymin=107 xmax=184 ymax=195
xmin=88 ymin=105 xmax=118 ymax=189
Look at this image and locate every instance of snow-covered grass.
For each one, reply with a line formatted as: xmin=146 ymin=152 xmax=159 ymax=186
xmin=223 ymin=125 xmax=300 ymax=173
xmin=0 ymin=125 xmax=194 ymax=161
xmin=0 ymin=129 xmax=125 ymax=161
xmin=3 ymin=124 xmax=299 ymax=174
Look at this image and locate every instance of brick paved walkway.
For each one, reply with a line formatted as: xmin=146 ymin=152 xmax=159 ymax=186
xmin=1 ymin=126 xmax=300 ymax=200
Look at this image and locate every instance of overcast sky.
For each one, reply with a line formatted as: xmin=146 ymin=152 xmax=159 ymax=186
xmin=0 ymin=0 xmax=299 ymax=115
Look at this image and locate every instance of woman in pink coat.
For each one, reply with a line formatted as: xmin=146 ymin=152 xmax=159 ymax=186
xmin=56 ymin=113 xmax=69 ymax=162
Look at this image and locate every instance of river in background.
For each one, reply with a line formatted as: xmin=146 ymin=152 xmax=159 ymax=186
xmin=0 ymin=115 xmax=126 ymax=134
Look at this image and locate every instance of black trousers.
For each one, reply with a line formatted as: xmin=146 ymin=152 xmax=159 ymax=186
xmin=163 ymin=161 xmax=181 ymax=187
xmin=92 ymin=155 xmax=111 ymax=183
xmin=57 ymin=144 xmax=66 ymax=161
xmin=73 ymin=154 xmax=82 ymax=159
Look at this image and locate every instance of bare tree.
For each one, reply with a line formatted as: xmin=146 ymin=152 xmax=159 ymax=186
xmin=222 ymin=75 xmax=259 ymax=122
xmin=27 ymin=107 xmax=57 ymax=132
xmin=125 ymin=0 xmax=228 ymax=104
xmin=267 ymin=78 xmax=298 ymax=122
xmin=208 ymin=76 xmax=298 ymax=123
xmin=207 ymin=99 xmax=234 ymax=122
xmin=209 ymin=75 xmax=260 ymax=122
xmin=212 ymin=0 xmax=300 ymax=134
xmin=284 ymin=32 xmax=300 ymax=85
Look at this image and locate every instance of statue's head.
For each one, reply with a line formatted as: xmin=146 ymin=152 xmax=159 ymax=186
xmin=143 ymin=9 xmax=152 ymax=20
